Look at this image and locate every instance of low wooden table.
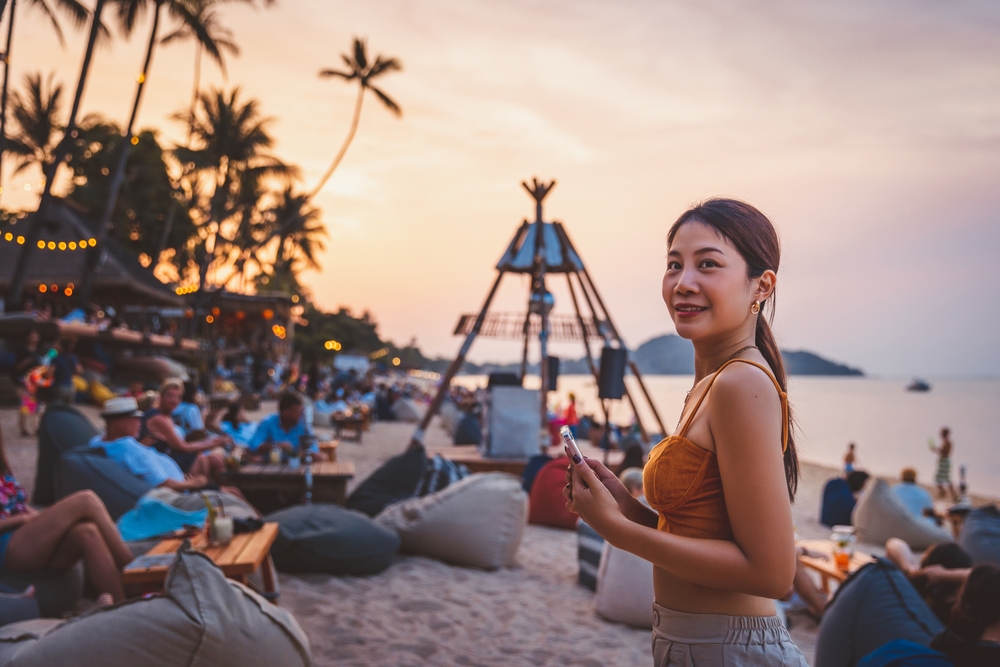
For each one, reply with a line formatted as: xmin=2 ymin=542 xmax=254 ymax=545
xmin=123 ymin=522 xmax=279 ymax=597
xmin=430 ymin=445 xmax=625 ymax=476
xmin=221 ymin=461 xmax=355 ymax=514
xmin=798 ymin=539 xmax=875 ymax=593
xmin=331 ymin=415 xmax=366 ymax=443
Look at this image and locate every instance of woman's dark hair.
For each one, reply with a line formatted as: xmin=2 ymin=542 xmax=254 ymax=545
xmin=911 ymin=543 xmax=974 ymax=625
xmin=949 ymin=564 xmax=1000 ymax=642
xmin=846 ymin=470 xmax=870 ymax=493
xmin=616 ymin=444 xmax=646 ymax=476
xmin=222 ymin=401 xmax=243 ymax=427
xmin=667 ymin=198 xmax=799 ymax=499
xmin=278 ymin=390 xmax=304 ymax=413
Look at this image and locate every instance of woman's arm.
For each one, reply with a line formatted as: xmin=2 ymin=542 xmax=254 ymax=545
xmin=0 ymin=515 xmax=31 ymax=532
xmin=570 ymin=365 xmax=795 ymax=599
xmin=159 ymin=474 xmax=209 ymax=492
xmin=146 ymin=415 xmax=222 ymax=454
xmin=567 ymin=457 xmax=657 ymax=528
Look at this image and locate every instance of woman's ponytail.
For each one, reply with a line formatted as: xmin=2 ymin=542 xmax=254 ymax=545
xmin=755 ymin=305 xmax=798 ymax=499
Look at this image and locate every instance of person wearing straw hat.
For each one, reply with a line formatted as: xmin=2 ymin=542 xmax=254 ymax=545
xmin=89 ymin=397 xmax=212 ymax=492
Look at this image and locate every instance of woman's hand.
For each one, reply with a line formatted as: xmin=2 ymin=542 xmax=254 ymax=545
xmin=563 ymin=455 xmax=625 ymax=536
xmin=563 ymin=451 xmax=638 ymax=516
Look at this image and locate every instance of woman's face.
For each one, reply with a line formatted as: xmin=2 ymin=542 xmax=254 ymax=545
xmin=161 ymin=387 xmax=182 ymax=412
xmin=662 ymin=222 xmax=770 ymax=342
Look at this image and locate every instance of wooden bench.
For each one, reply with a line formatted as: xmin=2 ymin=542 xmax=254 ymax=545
xmin=124 ymin=523 xmax=279 ymax=598
xmin=798 ymin=539 xmax=875 ymax=593
xmin=221 ymin=461 xmax=355 ymax=514
xmin=331 ymin=414 xmax=366 ymax=443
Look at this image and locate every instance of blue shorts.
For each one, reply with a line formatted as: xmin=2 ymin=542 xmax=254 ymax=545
xmin=0 ymin=529 xmax=18 ymax=570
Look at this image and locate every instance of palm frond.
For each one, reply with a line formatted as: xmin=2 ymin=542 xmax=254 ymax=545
xmin=319 ymin=68 xmax=354 ymax=81
xmin=369 ymin=85 xmax=401 ymax=116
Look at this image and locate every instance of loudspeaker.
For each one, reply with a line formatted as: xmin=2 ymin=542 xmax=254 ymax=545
xmin=488 ymin=372 xmax=522 ymax=388
xmin=598 ymin=347 xmax=627 ymax=399
xmin=545 ymin=356 xmax=560 ymax=392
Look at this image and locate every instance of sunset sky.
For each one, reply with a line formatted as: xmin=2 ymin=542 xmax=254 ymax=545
xmin=7 ymin=0 xmax=1000 ymax=377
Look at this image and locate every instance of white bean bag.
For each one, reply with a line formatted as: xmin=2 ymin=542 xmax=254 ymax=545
xmin=594 ymin=541 xmax=654 ymax=627
xmin=852 ymin=478 xmax=952 ymax=549
xmin=439 ymin=401 xmax=460 ymax=435
xmin=392 ymin=398 xmax=424 ymax=423
xmin=376 ymin=473 xmax=527 ymax=569
xmin=0 ymin=546 xmax=310 ymax=667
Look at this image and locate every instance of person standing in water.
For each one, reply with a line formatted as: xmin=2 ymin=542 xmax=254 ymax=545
xmin=932 ymin=427 xmax=957 ymax=500
xmin=565 ymin=199 xmax=805 ymax=666
xmin=844 ymin=442 xmax=857 ymax=474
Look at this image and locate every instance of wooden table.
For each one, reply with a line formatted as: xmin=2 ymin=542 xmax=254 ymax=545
xmin=123 ymin=523 xmax=279 ymax=597
xmin=798 ymin=539 xmax=875 ymax=593
xmin=221 ymin=460 xmax=355 ymax=514
xmin=331 ymin=414 xmax=366 ymax=442
xmin=429 ymin=445 xmax=625 ymax=476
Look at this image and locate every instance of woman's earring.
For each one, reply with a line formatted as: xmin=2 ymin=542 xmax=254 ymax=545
xmin=751 ymin=301 xmax=761 ymax=314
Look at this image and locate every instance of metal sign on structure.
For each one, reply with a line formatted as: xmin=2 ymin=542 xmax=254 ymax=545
xmin=409 ymin=178 xmax=667 ymax=449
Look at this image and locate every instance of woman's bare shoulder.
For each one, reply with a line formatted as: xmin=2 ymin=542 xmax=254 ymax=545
xmin=709 ymin=362 xmax=782 ymax=421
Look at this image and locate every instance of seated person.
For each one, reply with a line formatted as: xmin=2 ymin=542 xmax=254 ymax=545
xmin=618 ymin=467 xmax=645 ymax=500
xmin=249 ymin=390 xmax=317 ymax=458
xmin=91 ymin=397 xmax=217 ymax=493
xmin=142 ymin=378 xmax=228 ymax=481
xmin=893 ymin=467 xmax=940 ymax=525
xmin=0 ymin=425 xmax=134 ymax=604
xmin=820 ymin=469 xmax=870 ymax=527
xmin=218 ymin=401 xmax=257 ymax=448
xmin=886 ymin=537 xmax=974 ymax=625
xmin=171 ymin=381 xmax=205 ymax=435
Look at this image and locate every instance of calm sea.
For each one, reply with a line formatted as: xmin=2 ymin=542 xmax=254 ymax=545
xmin=451 ymin=374 xmax=1000 ymax=496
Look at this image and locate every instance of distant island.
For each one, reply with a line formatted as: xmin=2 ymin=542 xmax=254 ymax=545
xmin=451 ymin=333 xmax=864 ymax=376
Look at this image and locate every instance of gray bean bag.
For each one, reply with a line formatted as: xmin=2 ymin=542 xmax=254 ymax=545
xmin=815 ymin=558 xmax=943 ymax=667
xmin=0 ymin=565 xmax=84 ymax=619
xmin=265 ymin=503 xmax=400 ymax=575
xmin=0 ymin=585 xmax=39 ymax=628
xmin=53 ymin=446 xmax=153 ymax=521
xmin=33 ymin=404 xmax=99 ymax=506
xmin=347 ymin=446 xmax=426 ymax=517
xmin=0 ymin=546 xmax=310 ymax=666
xmin=959 ymin=505 xmax=1000 ymax=566
xmin=376 ymin=473 xmax=527 ymax=570
xmin=852 ymin=478 xmax=952 ymax=549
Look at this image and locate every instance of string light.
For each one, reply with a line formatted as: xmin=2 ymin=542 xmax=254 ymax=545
xmin=206 ymin=315 xmax=214 ymax=323
xmin=10 ymin=236 xmax=95 ymax=250
xmin=271 ymin=324 xmax=287 ymax=339
xmin=175 ymin=285 xmax=198 ymax=295
xmin=408 ymin=369 xmax=441 ymax=380
xmin=392 ymin=357 xmax=401 ymax=366
xmin=324 ymin=340 xmax=342 ymax=351
xmin=370 ymin=347 xmax=390 ymax=360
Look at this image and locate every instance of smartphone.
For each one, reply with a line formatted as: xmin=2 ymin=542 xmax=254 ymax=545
xmin=559 ymin=425 xmax=584 ymax=462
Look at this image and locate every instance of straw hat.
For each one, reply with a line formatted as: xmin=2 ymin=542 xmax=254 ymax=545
xmin=101 ymin=396 xmax=144 ymax=419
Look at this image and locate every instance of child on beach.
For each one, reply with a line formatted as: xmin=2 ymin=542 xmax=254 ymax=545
xmin=931 ymin=427 xmax=957 ymax=500
xmin=564 ymin=199 xmax=806 ymax=666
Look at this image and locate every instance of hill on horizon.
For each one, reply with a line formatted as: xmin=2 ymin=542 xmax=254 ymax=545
xmin=449 ymin=333 xmax=864 ymax=376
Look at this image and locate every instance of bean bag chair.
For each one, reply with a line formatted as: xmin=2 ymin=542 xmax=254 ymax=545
xmin=0 ymin=584 xmax=39 ymax=628
xmin=852 ymin=478 xmax=952 ymax=549
xmin=822 ymin=477 xmax=857 ymax=527
xmin=959 ymin=504 xmax=1000 ymax=565
xmin=347 ymin=446 xmax=426 ymax=517
xmin=265 ymin=503 xmax=399 ymax=575
xmin=376 ymin=473 xmax=527 ymax=570
xmin=33 ymin=403 xmax=100 ymax=506
xmin=147 ymin=487 xmax=259 ymax=520
xmin=577 ymin=520 xmax=604 ymax=591
xmin=392 ymin=398 xmax=424 ymax=423
xmin=452 ymin=413 xmax=482 ymax=445
xmin=439 ymin=400 xmax=460 ymax=435
xmin=521 ymin=453 xmax=553 ymax=494
xmin=815 ymin=558 xmax=943 ymax=667
xmin=857 ymin=639 xmax=952 ymax=667
xmin=595 ymin=541 xmax=654 ymax=628
xmin=0 ymin=546 xmax=310 ymax=667
xmin=0 ymin=566 xmax=82 ymax=619
xmin=528 ymin=457 xmax=578 ymax=530
xmin=53 ymin=446 xmax=153 ymax=521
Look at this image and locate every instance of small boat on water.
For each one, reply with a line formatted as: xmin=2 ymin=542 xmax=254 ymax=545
xmin=906 ymin=379 xmax=931 ymax=392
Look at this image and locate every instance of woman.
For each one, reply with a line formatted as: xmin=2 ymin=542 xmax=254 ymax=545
xmin=0 ymin=426 xmax=133 ymax=603
xmin=565 ymin=199 xmax=805 ymax=665
xmin=219 ymin=401 xmax=257 ymax=448
xmin=141 ymin=378 xmax=228 ymax=482
xmin=932 ymin=427 xmax=957 ymax=500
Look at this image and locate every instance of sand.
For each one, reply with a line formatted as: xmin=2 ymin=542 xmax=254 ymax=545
xmin=3 ymin=402 xmax=988 ymax=666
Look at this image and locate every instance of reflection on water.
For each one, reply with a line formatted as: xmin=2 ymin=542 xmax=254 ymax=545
xmin=452 ymin=375 xmax=1000 ymax=494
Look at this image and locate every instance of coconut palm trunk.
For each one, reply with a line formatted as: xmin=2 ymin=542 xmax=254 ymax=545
xmin=77 ymin=0 xmax=162 ymax=306
xmin=6 ymin=0 xmax=106 ymax=312
xmin=307 ymin=84 xmax=363 ymax=201
xmin=0 ymin=0 xmax=17 ymax=208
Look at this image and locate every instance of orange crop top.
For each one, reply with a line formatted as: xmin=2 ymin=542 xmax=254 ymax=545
xmin=642 ymin=359 xmax=788 ymax=541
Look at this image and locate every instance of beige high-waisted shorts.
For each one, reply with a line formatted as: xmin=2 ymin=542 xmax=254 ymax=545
xmin=651 ymin=602 xmax=808 ymax=666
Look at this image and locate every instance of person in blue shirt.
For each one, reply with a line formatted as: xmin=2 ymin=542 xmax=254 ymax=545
xmin=218 ymin=401 xmax=258 ymax=448
xmin=249 ymin=390 xmax=315 ymax=457
xmin=893 ymin=468 xmax=940 ymax=525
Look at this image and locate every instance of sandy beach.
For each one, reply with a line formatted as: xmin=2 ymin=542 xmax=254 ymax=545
xmin=5 ymin=403 xmax=991 ymax=666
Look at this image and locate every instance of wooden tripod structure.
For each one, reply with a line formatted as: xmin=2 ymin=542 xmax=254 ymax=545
xmin=409 ymin=179 xmax=667 ymax=449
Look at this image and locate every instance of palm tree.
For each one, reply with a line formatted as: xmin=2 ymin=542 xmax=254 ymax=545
xmin=173 ymin=87 xmax=296 ymax=291
xmin=310 ymin=37 xmax=401 ymax=199
xmin=267 ymin=185 xmax=325 ymax=281
xmin=4 ymin=71 xmax=62 ymax=175
xmin=0 ymin=0 xmax=91 ymax=206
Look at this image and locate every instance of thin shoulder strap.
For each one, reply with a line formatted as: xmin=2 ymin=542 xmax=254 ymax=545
xmin=679 ymin=358 xmax=788 ymax=453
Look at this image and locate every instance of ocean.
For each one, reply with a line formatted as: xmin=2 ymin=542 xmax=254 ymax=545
xmin=451 ymin=374 xmax=1000 ymax=497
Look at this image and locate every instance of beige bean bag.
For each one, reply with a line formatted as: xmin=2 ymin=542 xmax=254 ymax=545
xmin=0 ymin=546 xmax=310 ymax=667
xmin=392 ymin=397 xmax=424 ymax=423
xmin=376 ymin=473 xmax=527 ymax=569
xmin=439 ymin=400 xmax=460 ymax=435
xmin=595 ymin=542 xmax=654 ymax=627
xmin=852 ymin=478 xmax=952 ymax=550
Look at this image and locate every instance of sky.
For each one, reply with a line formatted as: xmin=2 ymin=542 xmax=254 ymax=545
xmin=6 ymin=0 xmax=1000 ymax=377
